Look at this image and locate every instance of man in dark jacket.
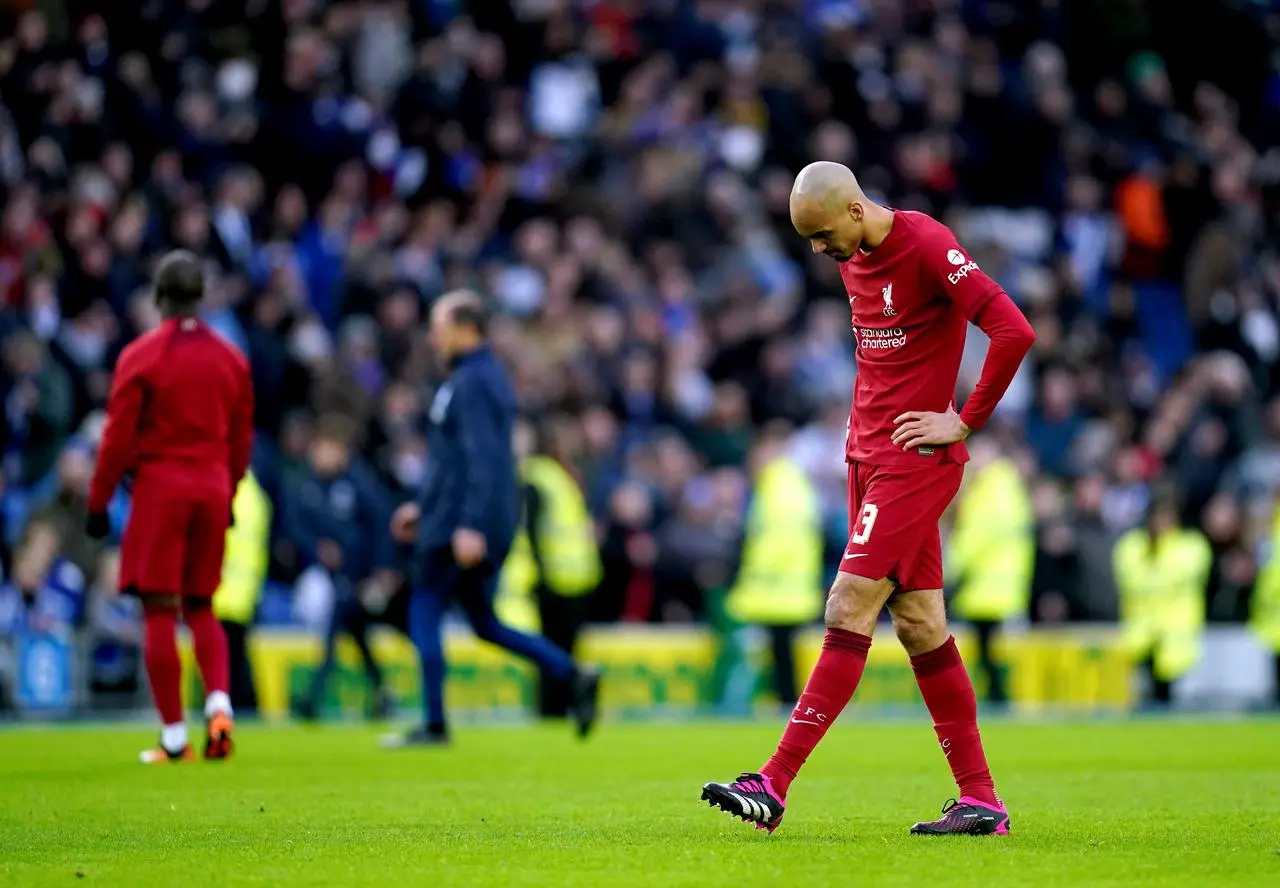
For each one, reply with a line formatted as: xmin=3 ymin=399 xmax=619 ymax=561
xmin=388 ymin=291 xmax=599 ymax=746
xmin=281 ymin=414 xmax=399 ymax=719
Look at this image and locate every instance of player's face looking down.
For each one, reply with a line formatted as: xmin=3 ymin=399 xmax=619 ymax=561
xmin=791 ymin=199 xmax=865 ymax=262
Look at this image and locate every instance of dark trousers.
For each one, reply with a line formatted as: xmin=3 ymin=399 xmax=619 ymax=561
xmin=972 ymin=620 xmax=1007 ymax=704
xmin=410 ymin=547 xmax=577 ymax=730
xmin=307 ymin=595 xmax=385 ymax=707
xmin=1143 ymin=656 xmax=1173 ymax=706
xmin=536 ymin=589 xmax=590 ymax=717
xmin=220 ymin=620 xmax=259 ymax=715
xmin=767 ymin=625 xmax=799 ymax=706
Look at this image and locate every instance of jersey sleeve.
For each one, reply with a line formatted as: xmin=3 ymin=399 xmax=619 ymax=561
xmin=89 ymin=341 xmax=152 ymax=513
xmin=918 ymin=220 xmax=1003 ymax=321
xmin=227 ymin=355 xmax=255 ymax=489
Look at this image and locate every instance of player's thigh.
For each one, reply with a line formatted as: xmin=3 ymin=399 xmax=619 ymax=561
xmin=840 ymin=464 xmax=938 ymax=583
xmin=121 ymin=496 xmax=189 ymax=596
xmin=182 ymin=497 xmax=230 ymax=599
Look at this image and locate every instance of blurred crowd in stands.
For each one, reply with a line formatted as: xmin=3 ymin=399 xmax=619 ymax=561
xmin=2 ymin=0 xmax=1280 ymax=686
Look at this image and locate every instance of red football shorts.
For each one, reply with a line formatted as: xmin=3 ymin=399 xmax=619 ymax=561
xmin=119 ymin=489 xmax=230 ymax=598
xmin=842 ymin=460 xmax=964 ymax=591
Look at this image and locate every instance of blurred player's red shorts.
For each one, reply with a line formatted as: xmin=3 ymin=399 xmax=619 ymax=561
xmin=842 ymin=461 xmax=964 ymax=591
xmin=120 ymin=487 xmax=230 ymax=598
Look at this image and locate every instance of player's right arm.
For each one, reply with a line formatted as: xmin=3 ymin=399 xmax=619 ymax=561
xmin=89 ymin=340 xmax=154 ymax=515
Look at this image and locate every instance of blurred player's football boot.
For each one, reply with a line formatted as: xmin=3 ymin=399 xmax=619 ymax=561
xmin=910 ymin=797 xmax=1010 ymax=836
xmin=369 ymin=687 xmax=394 ymax=721
xmin=204 ymin=711 xmax=235 ymax=760
xmin=380 ymin=725 xmax=450 ymax=748
xmin=139 ymin=744 xmax=195 ymax=764
xmin=570 ymin=669 xmax=602 ymax=739
xmin=700 ymin=772 xmax=785 ymax=833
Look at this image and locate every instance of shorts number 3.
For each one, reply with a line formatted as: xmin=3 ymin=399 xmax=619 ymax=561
xmin=851 ymin=503 xmax=879 ymax=545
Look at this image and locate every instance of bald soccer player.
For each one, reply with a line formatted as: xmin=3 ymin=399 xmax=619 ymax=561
xmin=701 ymin=163 xmax=1035 ymax=836
xmin=388 ymin=291 xmax=601 ymax=746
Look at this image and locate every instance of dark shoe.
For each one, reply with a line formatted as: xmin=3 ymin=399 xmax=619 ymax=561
xmin=569 ymin=669 xmax=601 ymax=739
xmin=910 ymin=797 xmax=1011 ymax=836
xmin=700 ymin=772 xmax=786 ymax=833
xmin=380 ymin=725 xmax=449 ymax=748
xmin=369 ymin=687 xmax=394 ymax=721
xmin=291 ymin=695 xmax=319 ymax=723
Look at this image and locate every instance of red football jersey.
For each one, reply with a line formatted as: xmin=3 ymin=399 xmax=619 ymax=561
xmin=89 ymin=317 xmax=254 ymax=512
xmin=839 ymin=210 xmax=1002 ymax=467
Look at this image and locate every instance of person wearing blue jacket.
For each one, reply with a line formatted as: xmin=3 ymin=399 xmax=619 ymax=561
xmin=281 ymin=415 xmax=399 ymax=720
xmin=387 ymin=290 xmax=600 ymax=746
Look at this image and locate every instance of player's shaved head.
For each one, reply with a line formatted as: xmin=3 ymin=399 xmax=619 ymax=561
xmin=154 ymin=249 xmax=204 ymax=314
xmin=790 ymin=161 xmax=863 ymax=215
xmin=789 ymin=161 xmax=886 ymax=262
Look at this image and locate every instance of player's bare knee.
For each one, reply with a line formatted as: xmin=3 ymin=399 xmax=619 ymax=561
xmin=888 ymin=592 xmax=949 ymax=656
xmin=825 ymin=573 xmax=894 ymax=634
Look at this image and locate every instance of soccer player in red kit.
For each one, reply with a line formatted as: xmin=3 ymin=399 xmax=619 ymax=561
xmin=701 ymin=162 xmax=1035 ymax=835
xmin=87 ymin=250 xmax=254 ymax=764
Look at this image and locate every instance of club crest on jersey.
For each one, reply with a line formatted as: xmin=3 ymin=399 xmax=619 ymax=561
xmin=881 ymin=283 xmax=897 ymax=316
xmin=946 ymin=249 xmax=980 ymax=284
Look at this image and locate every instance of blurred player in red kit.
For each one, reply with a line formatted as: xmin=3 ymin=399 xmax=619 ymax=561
xmin=87 ymin=250 xmax=254 ymax=764
xmin=702 ymin=163 xmax=1035 ymax=835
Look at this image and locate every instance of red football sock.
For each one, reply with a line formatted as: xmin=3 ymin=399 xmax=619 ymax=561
xmin=911 ymin=636 xmax=1000 ymax=807
xmin=142 ymin=607 xmax=184 ymax=726
xmin=761 ymin=629 xmax=872 ymax=798
xmin=184 ymin=602 xmax=230 ymax=696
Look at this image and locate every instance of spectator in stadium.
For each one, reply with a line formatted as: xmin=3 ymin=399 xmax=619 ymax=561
xmin=498 ymin=415 xmax=602 ymax=718
xmin=1 ymin=330 xmax=75 ymax=487
xmin=1251 ymin=502 xmax=1280 ymax=709
xmin=945 ymin=437 xmax=1035 ymax=704
xmin=22 ymin=437 xmax=105 ymax=583
xmin=212 ymin=469 xmax=273 ymax=717
xmin=282 ymin=414 xmax=398 ymax=721
xmin=85 ymin=546 xmax=143 ymax=709
xmin=1113 ymin=487 xmax=1213 ymax=707
xmin=721 ymin=422 xmax=824 ymax=711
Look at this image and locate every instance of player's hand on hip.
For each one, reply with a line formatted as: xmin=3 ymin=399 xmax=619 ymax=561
xmin=452 ymin=527 xmax=487 ymax=568
xmin=390 ymin=503 xmax=421 ymax=543
xmin=891 ymin=407 xmax=971 ymax=450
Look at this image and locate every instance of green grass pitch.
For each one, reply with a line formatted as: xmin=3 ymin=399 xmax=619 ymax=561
xmin=2 ymin=718 xmax=1279 ymax=887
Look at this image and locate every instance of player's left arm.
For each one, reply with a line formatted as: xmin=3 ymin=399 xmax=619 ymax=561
xmin=893 ymin=232 xmax=1035 ymax=450
xmin=89 ymin=344 xmax=150 ymax=515
xmin=453 ymin=369 xmax=504 ymax=541
xmin=227 ymin=356 xmax=255 ymax=488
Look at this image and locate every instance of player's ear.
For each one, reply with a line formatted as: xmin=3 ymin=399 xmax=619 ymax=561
xmin=847 ymin=201 xmax=863 ymax=222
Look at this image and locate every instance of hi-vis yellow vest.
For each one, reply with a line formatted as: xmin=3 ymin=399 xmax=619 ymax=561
xmin=948 ymin=457 xmax=1034 ymax=622
xmin=1249 ymin=505 xmax=1280 ymax=651
xmin=213 ymin=471 xmax=272 ymax=625
xmin=726 ymin=457 xmax=823 ymax=627
xmin=1112 ymin=527 xmax=1211 ymax=681
xmin=497 ymin=456 xmax=602 ymax=632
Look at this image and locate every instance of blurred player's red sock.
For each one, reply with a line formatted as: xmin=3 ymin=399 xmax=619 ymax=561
xmin=761 ymin=629 xmax=871 ymax=797
xmin=911 ymin=636 xmax=1000 ymax=807
xmin=143 ymin=606 xmax=184 ymax=726
xmin=185 ymin=603 xmax=231 ymax=702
